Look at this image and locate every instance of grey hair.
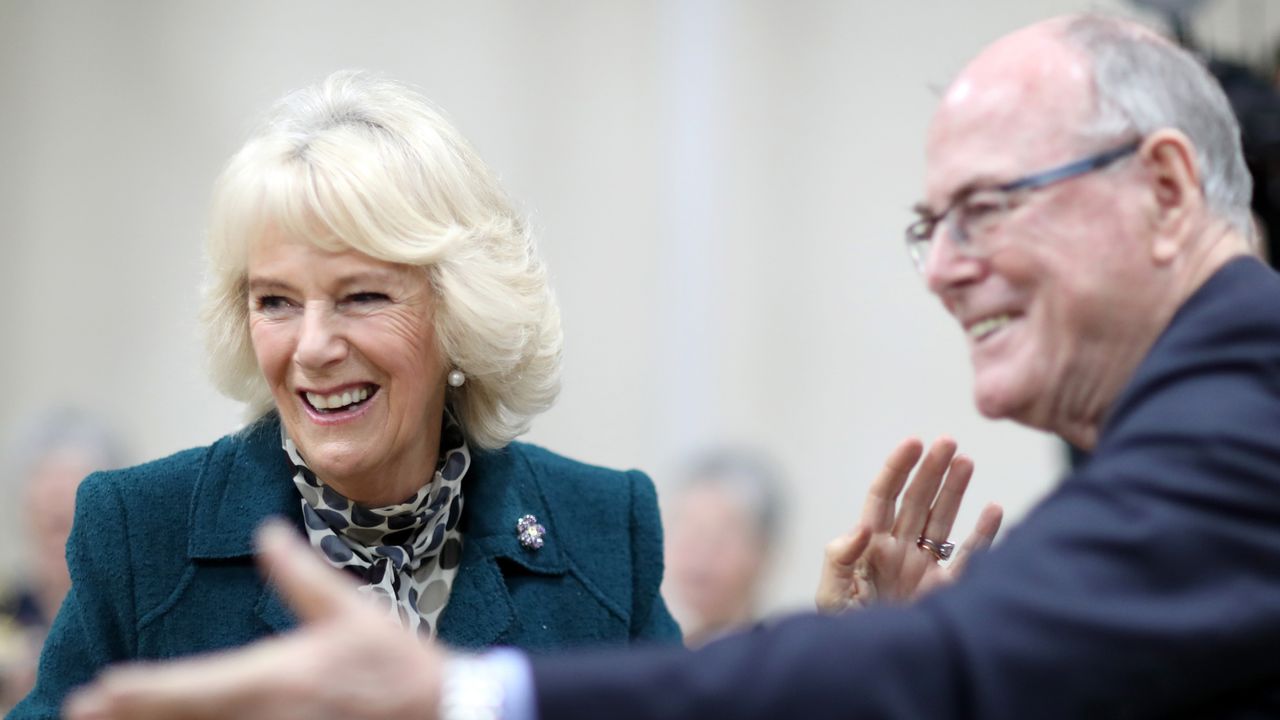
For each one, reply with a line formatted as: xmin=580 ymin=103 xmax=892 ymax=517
xmin=202 ymin=70 xmax=562 ymax=450
xmin=1061 ymin=14 xmax=1253 ymax=236
xmin=678 ymin=448 xmax=785 ymax=545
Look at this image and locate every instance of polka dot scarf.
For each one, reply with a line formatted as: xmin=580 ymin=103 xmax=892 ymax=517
xmin=282 ymin=416 xmax=469 ymax=637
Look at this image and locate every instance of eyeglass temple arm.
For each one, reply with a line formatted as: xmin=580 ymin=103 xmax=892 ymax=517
xmin=1000 ymin=140 xmax=1142 ymax=193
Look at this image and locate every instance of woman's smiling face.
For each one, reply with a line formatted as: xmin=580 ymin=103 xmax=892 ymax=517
xmin=247 ymin=230 xmax=448 ymax=505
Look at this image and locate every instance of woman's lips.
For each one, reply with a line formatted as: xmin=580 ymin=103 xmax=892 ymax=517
xmin=297 ymin=384 xmax=380 ymax=425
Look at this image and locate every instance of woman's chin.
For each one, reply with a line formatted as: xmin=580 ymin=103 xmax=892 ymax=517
xmin=289 ymin=437 xmax=369 ymax=483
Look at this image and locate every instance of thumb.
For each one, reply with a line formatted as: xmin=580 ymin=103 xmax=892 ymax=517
xmin=817 ymin=527 xmax=873 ymax=612
xmin=831 ymin=526 xmax=872 ymax=567
xmin=255 ymin=520 xmax=364 ymax=623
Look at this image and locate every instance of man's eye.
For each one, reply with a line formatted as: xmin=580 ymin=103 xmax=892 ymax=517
xmin=908 ymin=216 xmax=938 ymax=241
xmin=960 ymin=197 xmax=1005 ymax=219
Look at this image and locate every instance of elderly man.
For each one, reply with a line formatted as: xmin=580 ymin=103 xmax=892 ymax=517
xmin=65 ymin=13 xmax=1280 ymax=720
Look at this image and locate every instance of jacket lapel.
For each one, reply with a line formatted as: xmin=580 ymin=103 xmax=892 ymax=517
xmin=437 ymin=444 xmax=569 ymax=649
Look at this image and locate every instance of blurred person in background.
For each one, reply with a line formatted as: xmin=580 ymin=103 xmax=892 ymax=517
xmin=0 ymin=408 xmax=127 ymax=711
xmin=662 ymin=449 xmax=785 ymax=646
xmin=9 ymin=70 xmax=682 ymax=719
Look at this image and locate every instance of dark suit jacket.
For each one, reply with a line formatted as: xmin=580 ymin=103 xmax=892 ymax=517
xmin=533 ymin=257 xmax=1280 ymax=719
xmin=11 ymin=416 xmax=679 ymax=719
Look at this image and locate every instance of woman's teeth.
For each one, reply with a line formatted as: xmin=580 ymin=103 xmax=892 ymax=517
xmin=306 ymin=386 xmax=371 ymax=411
xmin=968 ymin=314 xmax=1012 ymax=340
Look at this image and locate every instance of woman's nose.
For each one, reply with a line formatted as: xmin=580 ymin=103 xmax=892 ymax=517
xmin=294 ymin=303 xmax=348 ymax=369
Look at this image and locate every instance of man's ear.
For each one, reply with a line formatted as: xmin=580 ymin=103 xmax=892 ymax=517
xmin=1139 ymin=129 xmax=1202 ymax=264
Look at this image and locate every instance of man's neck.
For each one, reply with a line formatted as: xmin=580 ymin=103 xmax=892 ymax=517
xmin=1057 ymin=224 xmax=1253 ymax=452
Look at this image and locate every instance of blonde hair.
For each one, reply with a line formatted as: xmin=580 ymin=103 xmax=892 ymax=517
xmin=202 ymin=70 xmax=562 ymax=449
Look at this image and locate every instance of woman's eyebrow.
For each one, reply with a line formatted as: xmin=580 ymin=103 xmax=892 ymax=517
xmin=335 ymin=270 xmax=398 ymax=287
xmin=246 ymin=277 xmax=296 ymax=293
xmin=246 ymin=272 xmax=401 ymax=294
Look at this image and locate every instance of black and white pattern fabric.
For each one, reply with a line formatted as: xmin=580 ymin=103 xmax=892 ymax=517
xmin=282 ymin=416 xmax=469 ymax=637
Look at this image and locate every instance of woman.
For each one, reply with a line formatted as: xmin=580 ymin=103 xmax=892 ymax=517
xmin=13 ymin=70 xmax=678 ymax=718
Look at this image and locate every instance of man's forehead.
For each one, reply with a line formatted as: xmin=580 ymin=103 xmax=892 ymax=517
xmin=923 ymin=25 xmax=1093 ymax=200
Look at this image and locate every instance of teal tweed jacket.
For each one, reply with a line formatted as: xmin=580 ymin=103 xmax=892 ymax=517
xmin=12 ymin=416 xmax=680 ymax=718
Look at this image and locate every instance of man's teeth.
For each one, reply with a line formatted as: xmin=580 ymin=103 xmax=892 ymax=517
xmin=306 ymin=386 xmax=371 ymax=410
xmin=968 ymin=314 xmax=1013 ymax=339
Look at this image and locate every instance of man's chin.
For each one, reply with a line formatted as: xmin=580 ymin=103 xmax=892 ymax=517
xmin=972 ymin=380 xmax=1023 ymax=421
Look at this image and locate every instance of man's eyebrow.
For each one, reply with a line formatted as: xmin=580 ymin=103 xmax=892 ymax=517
xmin=958 ymin=174 xmax=1011 ymax=193
xmin=915 ymin=175 xmax=1010 ymax=215
xmin=911 ymin=201 xmax=936 ymax=217
xmin=911 ymin=199 xmax=942 ymax=217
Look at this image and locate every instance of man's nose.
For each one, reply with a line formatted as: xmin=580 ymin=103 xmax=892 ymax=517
xmin=924 ymin=226 xmax=984 ymax=296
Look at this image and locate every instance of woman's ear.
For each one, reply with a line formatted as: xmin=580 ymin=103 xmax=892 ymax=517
xmin=1140 ymin=129 xmax=1203 ymax=264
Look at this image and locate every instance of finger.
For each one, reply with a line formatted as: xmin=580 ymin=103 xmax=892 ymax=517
xmin=817 ymin=527 xmax=872 ymax=611
xmin=890 ymin=436 xmax=958 ymax=539
xmin=66 ymin=681 xmax=201 ymax=720
xmin=818 ymin=526 xmax=876 ymax=611
xmin=920 ymin=453 xmax=975 ymax=544
xmin=830 ymin=526 xmax=873 ymax=567
xmin=949 ymin=502 xmax=1004 ymax=574
xmin=858 ymin=437 xmax=925 ymax=533
xmin=256 ymin=520 xmax=364 ymax=623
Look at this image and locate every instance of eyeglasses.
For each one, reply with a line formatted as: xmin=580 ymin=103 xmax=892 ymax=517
xmin=905 ymin=139 xmax=1141 ymax=272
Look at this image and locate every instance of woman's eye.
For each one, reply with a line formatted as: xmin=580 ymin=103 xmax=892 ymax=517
xmin=346 ymin=292 xmax=390 ymax=305
xmin=256 ymin=295 xmax=292 ymax=311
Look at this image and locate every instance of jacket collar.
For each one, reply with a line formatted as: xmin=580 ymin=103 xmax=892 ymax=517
xmin=1100 ymin=256 xmax=1270 ymax=446
xmin=183 ymin=414 xmax=569 ymax=643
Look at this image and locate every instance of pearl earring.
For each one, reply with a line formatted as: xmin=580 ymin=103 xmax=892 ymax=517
xmin=447 ymin=369 xmax=466 ymax=388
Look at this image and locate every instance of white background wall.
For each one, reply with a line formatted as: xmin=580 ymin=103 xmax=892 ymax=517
xmin=2 ymin=0 xmax=1275 ymax=615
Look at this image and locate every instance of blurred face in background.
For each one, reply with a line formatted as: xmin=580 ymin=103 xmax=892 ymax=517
xmin=664 ymin=482 xmax=769 ymax=645
xmin=26 ymin=449 xmax=98 ymax=621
